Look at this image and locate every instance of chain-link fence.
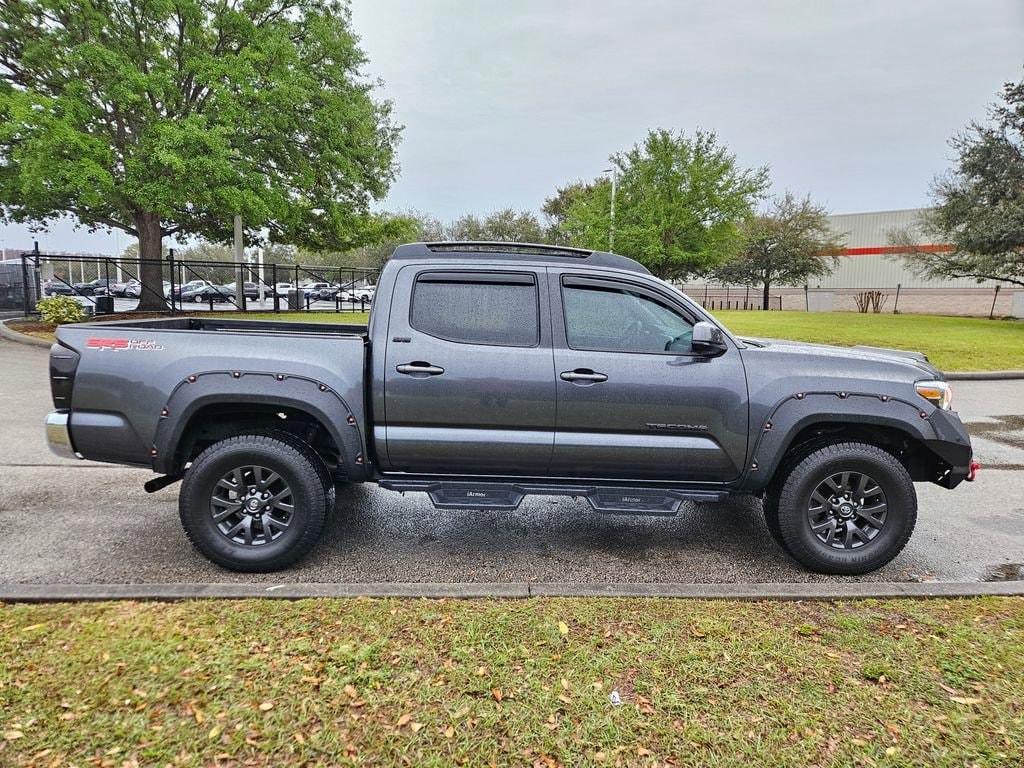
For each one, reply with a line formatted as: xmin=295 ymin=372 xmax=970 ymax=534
xmin=677 ymin=282 xmax=1020 ymax=318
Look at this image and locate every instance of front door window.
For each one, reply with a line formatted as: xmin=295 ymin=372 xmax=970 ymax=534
xmin=562 ymin=282 xmax=694 ymax=354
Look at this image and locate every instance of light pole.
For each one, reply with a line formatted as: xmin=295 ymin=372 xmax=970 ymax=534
xmin=602 ymin=167 xmax=617 ymax=252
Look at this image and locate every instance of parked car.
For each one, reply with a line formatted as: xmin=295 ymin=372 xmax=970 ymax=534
xmin=173 ymin=279 xmax=215 ymax=298
xmin=71 ymin=277 xmax=118 ymax=296
xmin=301 ymin=282 xmax=332 ymax=300
xmin=46 ymin=242 xmax=976 ymax=574
xmin=124 ymin=280 xmax=170 ymax=299
xmin=101 ymin=279 xmax=137 ymax=297
xmin=42 ymin=279 xmax=76 ymax=296
xmin=181 ymin=284 xmax=232 ymax=303
xmin=273 ymin=282 xmax=295 ymax=298
xmin=316 ymin=284 xmax=343 ymax=301
xmin=223 ymin=281 xmax=261 ymax=300
xmin=341 ymin=285 xmax=375 ymax=303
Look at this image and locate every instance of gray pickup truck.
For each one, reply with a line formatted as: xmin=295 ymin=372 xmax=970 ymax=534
xmin=45 ymin=242 xmax=976 ymax=574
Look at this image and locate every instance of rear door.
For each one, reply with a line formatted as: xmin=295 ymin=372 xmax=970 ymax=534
xmin=549 ymin=271 xmax=748 ymax=481
xmin=382 ymin=265 xmax=556 ymax=474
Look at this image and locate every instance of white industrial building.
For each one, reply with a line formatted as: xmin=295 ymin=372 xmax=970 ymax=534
xmin=685 ymin=208 xmax=1017 ymax=316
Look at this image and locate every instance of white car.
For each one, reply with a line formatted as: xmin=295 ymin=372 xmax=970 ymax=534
xmin=124 ymin=281 xmax=171 ymax=298
xmin=342 ymin=285 xmax=375 ymax=303
xmin=301 ymin=282 xmax=332 ymax=298
xmin=273 ymin=282 xmax=295 ymax=297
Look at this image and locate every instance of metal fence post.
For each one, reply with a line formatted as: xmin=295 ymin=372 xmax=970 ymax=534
xmin=20 ymin=253 xmax=31 ymax=316
xmin=989 ymin=285 xmax=1000 ymax=320
xmin=893 ymin=283 xmax=901 ymax=314
xmin=272 ymin=263 xmax=279 ymax=313
xmin=167 ymin=249 xmax=176 ymax=314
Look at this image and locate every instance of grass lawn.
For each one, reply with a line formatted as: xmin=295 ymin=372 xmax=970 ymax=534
xmin=715 ymin=311 xmax=1024 ymax=372
xmin=2 ymin=597 xmax=1022 ymax=766
xmin=7 ymin=310 xmax=1021 ymax=371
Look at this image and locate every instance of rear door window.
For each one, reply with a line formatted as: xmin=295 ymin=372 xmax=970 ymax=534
xmin=411 ymin=271 xmax=539 ymax=347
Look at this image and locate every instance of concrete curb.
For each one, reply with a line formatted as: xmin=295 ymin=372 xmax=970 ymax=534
xmin=1 ymin=581 xmax=1022 ymax=603
xmin=0 ymin=318 xmax=52 ymax=349
xmin=945 ymin=370 xmax=1024 ymax=381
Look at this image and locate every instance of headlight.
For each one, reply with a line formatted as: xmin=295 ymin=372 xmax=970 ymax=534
xmin=915 ymin=380 xmax=953 ymax=410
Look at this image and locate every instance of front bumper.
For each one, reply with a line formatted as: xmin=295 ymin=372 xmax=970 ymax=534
xmin=926 ymin=408 xmax=974 ymax=488
xmin=45 ymin=410 xmax=82 ymax=460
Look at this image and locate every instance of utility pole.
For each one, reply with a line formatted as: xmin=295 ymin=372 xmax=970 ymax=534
xmin=603 ymin=167 xmax=618 ymax=252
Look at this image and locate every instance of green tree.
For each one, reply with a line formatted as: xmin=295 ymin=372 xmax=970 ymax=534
xmin=554 ymin=129 xmax=769 ymax=279
xmin=0 ymin=0 xmax=401 ymax=308
xmin=542 ymin=180 xmax=599 ymax=244
xmin=891 ymin=75 xmax=1024 ymax=287
xmin=304 ymin=211 xmax=430 ymax=271
xmin=713 ymin=192 xmax=844 ymax=309
xmin=444 ymin=208 xmax=548 ymax=243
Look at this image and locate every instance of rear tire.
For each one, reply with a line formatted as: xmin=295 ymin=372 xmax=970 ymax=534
xmin=765 ymin=442 xmax=917 ymax=575
xmin=179 ymin=434 xmax=328 ymax=572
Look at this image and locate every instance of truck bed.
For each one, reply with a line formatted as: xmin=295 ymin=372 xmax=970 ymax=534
xmin=54 ymin=316 xmax=370 ymax=471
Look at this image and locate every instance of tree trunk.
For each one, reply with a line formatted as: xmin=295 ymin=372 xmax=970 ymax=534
xmin=135 ymin=212 xmax=166 ymax=311
xmin=762 ymin=280 xmax=771 ymax=310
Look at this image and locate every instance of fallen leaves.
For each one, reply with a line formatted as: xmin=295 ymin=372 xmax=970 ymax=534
xmin=950 ymin=696 xmax=983 ymax=706
xmin=258 ymin=701 xmax=274 ymax=712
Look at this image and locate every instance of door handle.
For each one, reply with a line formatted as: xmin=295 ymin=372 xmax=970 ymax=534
xmin=560 ymin=369 xmax=608 ymax=383
xmin=396 ymin=362 xmax=445 ymax=377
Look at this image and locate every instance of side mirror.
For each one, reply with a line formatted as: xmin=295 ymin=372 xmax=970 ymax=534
xmin=691 ymin=321 xmax=727 ymax=356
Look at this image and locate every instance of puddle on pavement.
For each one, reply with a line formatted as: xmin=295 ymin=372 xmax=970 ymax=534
xmin=968 ymin=415 xmax=1024 ymax=451
xmin=983 ymin=563 xmax=1024 ymax=582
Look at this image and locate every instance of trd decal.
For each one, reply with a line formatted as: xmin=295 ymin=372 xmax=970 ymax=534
xmin=86 ymin=337 xmax=164 ymax=351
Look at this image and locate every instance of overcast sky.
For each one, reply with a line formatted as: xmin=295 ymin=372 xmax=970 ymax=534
xmin=3 ymin=0 xmax=1021 ymax=254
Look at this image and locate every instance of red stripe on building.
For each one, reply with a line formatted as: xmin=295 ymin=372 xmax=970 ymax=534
xmin=841 ymin=244 xmax=953 ymax=256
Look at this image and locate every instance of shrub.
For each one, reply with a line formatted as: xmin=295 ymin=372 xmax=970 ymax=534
xmin=36 ymin=295 xmax=86 ymax=324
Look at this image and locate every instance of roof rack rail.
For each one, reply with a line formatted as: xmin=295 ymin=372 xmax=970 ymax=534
xmin=423 ymin=241 xmax=593 ymax=258
xmin=388 ymin=241 xmax=650 ymax=275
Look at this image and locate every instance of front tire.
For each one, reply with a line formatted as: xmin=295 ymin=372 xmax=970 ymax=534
xmin=179 ymin=434 xmax=328 ymax=572
xmin=766 ymin=442 xmax=917 ymax=575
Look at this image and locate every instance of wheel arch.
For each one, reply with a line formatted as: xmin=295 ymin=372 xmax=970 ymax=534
xmin=152 ymin=371 xmax=369 ymax=480
xmin=744 ymin=391 xmax=952 ymax=492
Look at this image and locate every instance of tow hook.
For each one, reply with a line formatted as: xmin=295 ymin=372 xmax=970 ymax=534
xmin=967 ymin=460 xmax=981 ymax=482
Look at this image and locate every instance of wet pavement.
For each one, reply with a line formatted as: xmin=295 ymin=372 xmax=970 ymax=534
xmin=2 ymin=336 xmax=1023 ymax=585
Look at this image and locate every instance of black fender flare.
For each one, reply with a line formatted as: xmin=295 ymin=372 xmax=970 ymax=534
xmin=738 ymin=390 xmax=939 ymax=491
xmin=151 ymin=370 xmax=368 ymax=479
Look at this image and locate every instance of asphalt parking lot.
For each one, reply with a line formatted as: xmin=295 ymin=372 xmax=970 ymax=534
xmin=2 ymin=335 xmax=1023 ymax=585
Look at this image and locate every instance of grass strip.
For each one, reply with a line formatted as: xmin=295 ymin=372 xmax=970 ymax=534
xmin=2 ymin=596 xmax=1022 ymax=766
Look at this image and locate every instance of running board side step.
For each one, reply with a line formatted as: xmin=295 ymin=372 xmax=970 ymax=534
xmin=376 ymin=479 xmax=727 ymax=515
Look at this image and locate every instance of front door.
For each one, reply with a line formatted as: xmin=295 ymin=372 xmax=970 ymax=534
xmin=382 ymin=266 xmax=556 ymax=475
xmin=549 ymin=272 xmax=748 ymax=482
